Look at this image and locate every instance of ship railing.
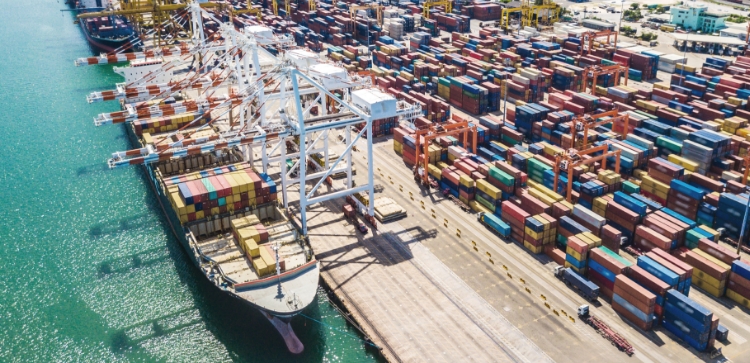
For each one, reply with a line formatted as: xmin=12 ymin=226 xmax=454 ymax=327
xmin=187 ymin=232 xmax=238 ymax=288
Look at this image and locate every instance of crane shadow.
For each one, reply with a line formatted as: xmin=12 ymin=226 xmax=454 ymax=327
xmin=98 ymin=246 xmax=170 ymax=278
xmin=89 ymin=213 xmax=153 ymax=239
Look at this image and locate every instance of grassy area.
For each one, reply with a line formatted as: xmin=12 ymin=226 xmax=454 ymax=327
xmin=726 ymin=14 xmax=749 ymax=23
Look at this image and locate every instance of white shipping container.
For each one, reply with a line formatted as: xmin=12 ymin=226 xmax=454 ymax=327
xmin=573 ymin=204 xmax=606 ymax=228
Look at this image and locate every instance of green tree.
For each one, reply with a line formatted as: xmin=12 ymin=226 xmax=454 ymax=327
xmin=630 ymin=3 xmax=640 ymax=9
xmin=621 ymin=25 xmax=637 ymax=37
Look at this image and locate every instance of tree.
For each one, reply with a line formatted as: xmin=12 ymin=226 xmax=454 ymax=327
xmin=655 ymin=5 xmax=666 ymax=14
xmin=621 ymin=25 xmax=637 ymax=37
xmin=630 ymin=3 xmax=640 ymax=9
xmin=640 ymin=32 xmax=658 ymax=41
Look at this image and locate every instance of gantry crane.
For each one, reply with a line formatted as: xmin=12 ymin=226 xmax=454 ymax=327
xmin=423 ymin=0 xmax=452 ymax=19
xmin=350 ymin=4 xmax=383 ymax=38
xmin=553 ymin=145 xmax=622 ymax=202
xmin=272 ymin=0 xmax=290 ymax=17
xmin=570 ymin=110 xmax=630 ymax=151
xmin=583 ymin=64 xmax=629 ymax=95
xmin=413 ymin=121 xmax=477 ymax=186
xmin=579 ymin=29 xmax=619 ymax=56
xmin=500 ymin=0 xmax=561 ymax=32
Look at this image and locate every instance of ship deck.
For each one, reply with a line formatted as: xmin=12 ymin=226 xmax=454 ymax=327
xmin=194 ymin=223 xmax=310 ymax=285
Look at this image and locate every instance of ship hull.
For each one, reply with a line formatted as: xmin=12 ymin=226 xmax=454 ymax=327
xmin=124 ymin=122 xmax=316 ymax=353
xmin=79 ymin=20 xmax=133 ymax=53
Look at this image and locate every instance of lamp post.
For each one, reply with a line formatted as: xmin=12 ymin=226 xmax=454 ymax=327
xmin=679 ymin=31 xmax=688 ymax=86
xmin=618 ymin=0 xmax=625 ymax=32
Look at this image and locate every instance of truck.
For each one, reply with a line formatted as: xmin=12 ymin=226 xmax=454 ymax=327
xmin=554 ymin=266 xmax=600 ymax=301
xmin=477 ymin=212 xmax=511 ymax=237
xmin=343 ymin=204 xmax=368 ymax=234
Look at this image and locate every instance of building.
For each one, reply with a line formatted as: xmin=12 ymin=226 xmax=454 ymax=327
xmin=719 ymin=25 xmax=747 ymax=41
xmin=669 ymin=5 xmax=727 ymax=33
xmin=581 ymin=19 xmax=616 ymax=31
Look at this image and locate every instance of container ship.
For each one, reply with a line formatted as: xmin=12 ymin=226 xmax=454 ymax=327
xmin=72 ymin=0 xmax=136 ymax=52
xmin=80 ymin=32 xmax=320 ymax=354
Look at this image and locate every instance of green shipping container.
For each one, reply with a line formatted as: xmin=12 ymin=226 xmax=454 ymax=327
xmin=488 ymin=166 xmax=514 ymax=186
xmin=622 ymin=181 xmax=640 ymax=194
xmin=476 ymin=194 xmax=495 ymax=212
xmin=656 ymin=136 xmax=682 ymax=153
xmin=598 ymin=246 xmax=633 ymax=267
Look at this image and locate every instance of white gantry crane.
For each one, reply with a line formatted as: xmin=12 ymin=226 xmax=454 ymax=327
xmin=83 ymin=3 xmax=421 ymax=234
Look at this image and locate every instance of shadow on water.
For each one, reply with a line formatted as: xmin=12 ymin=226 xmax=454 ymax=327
xmin=97 ymin=246 xmax=170 ymax=278
xmin=89 ymin=213 xmax=153 ymax=239
xmin=77 ymin=162 xmax=111 ymax=177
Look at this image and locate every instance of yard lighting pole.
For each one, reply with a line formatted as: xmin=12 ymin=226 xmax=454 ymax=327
xmin=618 ymin=0 xmax=625 ymax=33
xmin=679 ymin=32 xmax=688 ymax=86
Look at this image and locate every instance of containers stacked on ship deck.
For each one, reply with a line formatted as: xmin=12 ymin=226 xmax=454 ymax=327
xmin=165 ymin=162 xmax=277 ymax=224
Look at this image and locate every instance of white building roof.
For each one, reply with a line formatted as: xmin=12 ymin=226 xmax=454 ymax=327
xmin=671 ymin=33 xmax=745 ymax=45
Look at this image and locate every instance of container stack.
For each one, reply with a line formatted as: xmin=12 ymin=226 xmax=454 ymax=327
xmin=674 ymin=243 xmax=731 ymax=298
xmin=627 ymin=265 xmax=671 ymax=320
xmin=667 ymin=180 xmax=706 ymax=221
xmin=728 ymin=260 xmax=750 ymax=308
xmin=571 ymin=204 xmax=606 ymax=236
xmin=715 ymin=193 xmax=749 ymax=244
xmin=523 ymin=214 xmax=557 ymax=254
xmin=167 ymin=164 xmax=276 ymax=224
xmin=476 ymin=179 xmax=502 ymax=215
xmin=613 ymin=275 xmax=657 ymax=330
xmin=662 ymin=290 xmax=718 ymax=352
xmin=587 ymin=246 xmax=629 ymax=299
xmin=501 ymin=201 xmax=531 ymax=244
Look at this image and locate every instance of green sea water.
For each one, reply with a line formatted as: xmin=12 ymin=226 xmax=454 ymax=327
xmin=0 ymin=2 xmax=381 ymax=362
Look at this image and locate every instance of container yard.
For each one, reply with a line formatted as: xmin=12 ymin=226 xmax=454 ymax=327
xmin=67 ymin=0 xmax=750 ymax=361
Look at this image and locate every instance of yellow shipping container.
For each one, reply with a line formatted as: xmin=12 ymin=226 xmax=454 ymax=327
xmin=580 ymin=232 xmax=602 ymax=247
xmin=524 ymin=241 xmax=543 ymax=254
xmin=676 ymin=63 xmax=696 ymax=73
xmin=566 ymin=246 xmax=583 ymax=261
xmin=529 ymin=188 xmax=555 ymax=206
xmin=428 ymin=164 xmax=442 ymax=180
xmin=243 ymin=238 xmax=260 ymax=257
xmin=726 ymin=289 xmax=750 ymax=308
xmin=691 ymin=268 xmax=725 ymax=290
xmin=459 ymin=195 xmax=470 ymax=205
xmin=437 ymin=161 xmax=449 ymax=170
xmin=525 ymin=227 xmax=542 ymax=240
xmin=692 ymin=276 xmax=725 ymax=298
xmin=459 ymin=175 xmax=474 ymax=188
xmin=470 ymin=200 xmax=492 ymax=214
xmin=564 ymin=261 xmax=585 ymax=274
xmin=692 ymin=249 xmax=730 ymax=271
xmin=653 ymin=83 xmax=670 ymax=90
xmin=252 ymin=257 xmax=269 ymax=277
xmin=237 ymin=226 xmax=260 ymax=243
xmin=195 ymin=210 xmax=204 ymax=219
xmin=533 ymin=215 xmax=551 ymax=230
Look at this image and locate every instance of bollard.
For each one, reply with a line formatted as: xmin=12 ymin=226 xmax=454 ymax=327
xmin=553 ymin=310 xmax=559 ymax=316
xmin=502 ymin=265 xmax=508 ymax=271
xmin=569 ymin=316 xmax=575 ymax=323
xmin=507 ymin=273 xmax=512 ymax=279
xmin=489 ymin=258 xmax=494 ymax=264
xmin=519 ymin=278 xmax=526 ymax=284
xmin=561 ymin=310 xmax=567 ymax=317
xmin=544 ymin=302 xmax=550 ymax=309
xmin=525 ymin=287 xmax=531 ymax=294
xmin=540 ymin=294 xmax=546 ymax=301
xmin=486 ymin=251 xmax=491 ymax=258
